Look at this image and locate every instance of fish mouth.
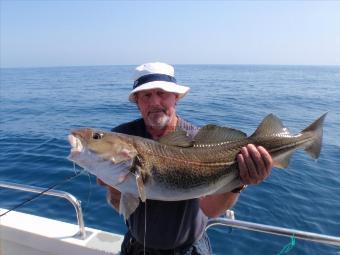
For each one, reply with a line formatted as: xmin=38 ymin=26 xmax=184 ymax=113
xmin=68 ymin=134 xmax=84 ymax=159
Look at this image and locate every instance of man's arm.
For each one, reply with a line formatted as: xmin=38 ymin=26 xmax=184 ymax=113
xmin=199 ymin=144 xmax=273 ymax=218
xmin=199 ymin=192 xmax=240 ymax=218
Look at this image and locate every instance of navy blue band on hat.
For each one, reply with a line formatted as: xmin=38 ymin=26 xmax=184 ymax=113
xmin=133 ymin=74 xmax=177 ymax=89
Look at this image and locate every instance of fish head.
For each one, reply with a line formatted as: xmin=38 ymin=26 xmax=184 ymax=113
xmin=68 ymin=128 xmax=137 ymax=163
xmin=67 ymin=128 xmax=138 ymax=188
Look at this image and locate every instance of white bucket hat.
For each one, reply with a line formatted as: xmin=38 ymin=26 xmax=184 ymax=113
xmin=128 ymin=62 xmax=190 ymax=103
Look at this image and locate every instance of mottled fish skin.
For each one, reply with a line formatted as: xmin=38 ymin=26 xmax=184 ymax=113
xmin=131 ymin=138 xmax=239 ymax=189
xmin=131 ymin=132 xmax=316 ymax=189
xmin=68 ymin=113 xmax=326 ymax=218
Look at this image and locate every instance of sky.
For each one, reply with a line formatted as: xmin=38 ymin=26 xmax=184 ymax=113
xmin=1 ymin=1 xmax=340 ymax=68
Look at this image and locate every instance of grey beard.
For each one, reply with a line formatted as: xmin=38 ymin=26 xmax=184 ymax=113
xmin=147 ymin=115 xmax=170 ymax=129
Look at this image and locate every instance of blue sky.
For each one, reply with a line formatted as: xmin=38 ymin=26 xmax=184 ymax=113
xmin=1 ymin=1 xmax=340 ymax=67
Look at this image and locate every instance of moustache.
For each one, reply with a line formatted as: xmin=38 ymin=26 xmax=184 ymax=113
xmin=148 ymin=108 xmax=166 ymax=115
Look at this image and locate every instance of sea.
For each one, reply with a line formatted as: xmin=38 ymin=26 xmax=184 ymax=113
xmin=0 ymin=65 xmax=339 ymax=255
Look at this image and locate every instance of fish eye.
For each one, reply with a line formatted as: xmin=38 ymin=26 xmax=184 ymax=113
xmin=92 ymin=132 xmax=103 ymax=140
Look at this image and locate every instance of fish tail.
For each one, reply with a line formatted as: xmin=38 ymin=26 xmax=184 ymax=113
xmin=302 ymin=113 xmax=327 ymax=159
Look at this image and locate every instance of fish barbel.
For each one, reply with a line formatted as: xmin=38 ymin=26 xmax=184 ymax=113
xmin=68 ymin=113 xmax=327 ymax=219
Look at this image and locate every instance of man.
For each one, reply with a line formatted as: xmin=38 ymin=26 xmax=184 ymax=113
xmin=97 ymin=62 xmax=273 ymax=254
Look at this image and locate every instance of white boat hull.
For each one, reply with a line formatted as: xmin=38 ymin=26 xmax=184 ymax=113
xmin=0 ymin=208 xmax=123 ymax=255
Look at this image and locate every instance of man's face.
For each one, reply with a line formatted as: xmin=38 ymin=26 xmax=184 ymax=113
xmin=135 ymin=89 xmax=178 ymax=129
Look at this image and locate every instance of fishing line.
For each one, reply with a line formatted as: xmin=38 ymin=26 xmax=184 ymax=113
xmin=73 ymin=162 xmax=80 ymax=175
xmin=81 ymin=168 xmax=93 ymax=215
xmin=144 ymin=200 xmax=147 ymax=255
xmin=72 ymin=163 xmax=93 ymax=212
xmin=0 ymin=171 xmax=83 ymax=218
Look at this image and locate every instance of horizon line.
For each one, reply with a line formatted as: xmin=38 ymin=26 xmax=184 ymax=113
xmin=1 ymin=63 xmax=340 ymax=69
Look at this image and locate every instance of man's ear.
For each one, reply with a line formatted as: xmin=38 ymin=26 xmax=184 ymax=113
xmin=134 ymin=94 xmax=140 ymax=109
xmin=136 ymin=102 xmax=141 ymax=111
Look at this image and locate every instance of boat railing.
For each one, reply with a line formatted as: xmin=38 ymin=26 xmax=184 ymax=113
xmin=206 ymin=210 xmax=340 ymax=247
xmin=1 ymin=181 xmax=339 ymax=246
xmin=0 ymin=181 xmax=86 ymax=239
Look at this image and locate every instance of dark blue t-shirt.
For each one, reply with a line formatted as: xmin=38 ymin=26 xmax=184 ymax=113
xmin=112 ymin=118 xmax=208 ymax=249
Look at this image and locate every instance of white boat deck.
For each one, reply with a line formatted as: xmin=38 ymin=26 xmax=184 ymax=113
xmin=0 ymin=208 xmax=124 ymax=255
xmin=1 ymin=181 xmax=339 ymax=255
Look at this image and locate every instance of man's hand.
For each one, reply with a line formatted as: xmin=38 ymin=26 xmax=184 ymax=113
xmin=200 ymin=145 xmax=273 ymax=217
xmin=237 ymin=144 xmax=273 ymax=185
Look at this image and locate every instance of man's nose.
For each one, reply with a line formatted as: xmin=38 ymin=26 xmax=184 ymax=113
xmin=148 ymin=93 xmax=162 ymax=106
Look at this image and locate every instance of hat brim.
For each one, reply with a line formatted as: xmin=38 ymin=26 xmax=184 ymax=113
xmin=128 ymin=81 xmax=190 ymax=103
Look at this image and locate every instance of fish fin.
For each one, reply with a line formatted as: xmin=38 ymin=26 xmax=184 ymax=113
xmin=194 ymin=125 xmax=247 ymax=145
xmin=133 ymin=165 xmax=147 ymax=202
xmin=272 ymin=149 xmax=296 ymax=169
xmin=119 ymin=193 xmax=140 ymax=220
xmin=158 ymin=130 xmax=193 ymax=147
xmin=136 ymin=172 xmax=146 ymax=202
xmin=250 ymin=114 xmax=291 ymax=138
xmin=212 ymin=177 xmax=242 ymax=194
xmin=117 ymin=172 xmax=130 ymax=184
xmin=302 ymin=113 xmax=327 ymax=159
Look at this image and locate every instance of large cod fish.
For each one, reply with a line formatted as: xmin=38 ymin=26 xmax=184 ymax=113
xmin=68 ymin=113 xmax=326 ymax=219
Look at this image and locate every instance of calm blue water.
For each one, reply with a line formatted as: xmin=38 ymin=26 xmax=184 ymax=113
xmin=1 ymin=65 xmax=339 ymax=254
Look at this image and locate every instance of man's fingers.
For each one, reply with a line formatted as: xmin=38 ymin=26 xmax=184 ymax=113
xmin=247 ymin=144 xmax=266 ymax=181
xmin=237 ymin=145 xmax=273 ymax=185
xmin=241 ymin=146 xmax=258 ymax=180
xmin=258 ymin=146 xmax=273 ymax=173
xmin=238 ymin=153 xmax=250 ymax=184
xmin=238 ymin=147 xmax=258 ymax=184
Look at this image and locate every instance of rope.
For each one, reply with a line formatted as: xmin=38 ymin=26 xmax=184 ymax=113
xmin=276 ymin=234 xmax=296 ymax=255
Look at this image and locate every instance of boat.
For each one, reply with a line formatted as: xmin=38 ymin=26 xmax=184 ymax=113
xmin=1 ymin=181 xmax=339 ymax=255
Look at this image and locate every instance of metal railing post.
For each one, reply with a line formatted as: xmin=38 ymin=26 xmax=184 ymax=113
xmin=0 ymin=181 xmax=86 ymax=239
xmin=206 ymin=216 xmax=340 ymax=247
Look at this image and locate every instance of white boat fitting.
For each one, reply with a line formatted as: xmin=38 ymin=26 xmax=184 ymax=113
xmin=1 ymin=181 xmax=340 ymax=255
xmin=0 ymin=208 xmax=123 ymax=255
xmin=0 ymin=181 xmax=124 ymax=255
